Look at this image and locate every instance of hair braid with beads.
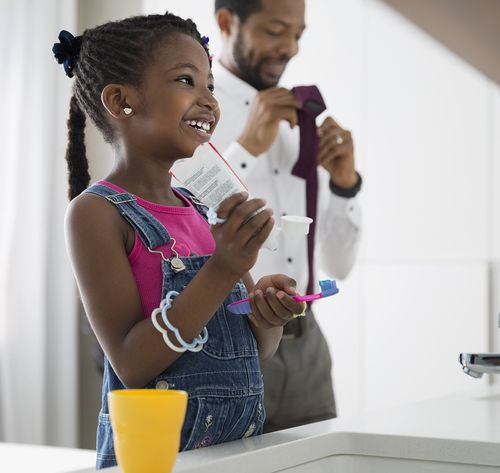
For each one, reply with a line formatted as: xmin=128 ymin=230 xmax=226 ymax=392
xmin=59 ymin=13 xmax=211 ymax=200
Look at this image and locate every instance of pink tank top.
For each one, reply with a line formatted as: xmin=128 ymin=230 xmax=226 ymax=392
xmin=98 ymin=181 xmax=216 ymax=318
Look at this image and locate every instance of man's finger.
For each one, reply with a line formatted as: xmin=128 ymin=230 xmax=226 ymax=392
xmin=320 ymin=115 xmax=341 ymax=130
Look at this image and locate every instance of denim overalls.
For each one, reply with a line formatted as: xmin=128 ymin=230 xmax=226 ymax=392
xmin=84 ymin=184 xmax=265 ymax=470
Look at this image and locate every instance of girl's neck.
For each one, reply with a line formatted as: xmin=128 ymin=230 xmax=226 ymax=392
xmin=106 ymin=157 xmax=184 ymax=207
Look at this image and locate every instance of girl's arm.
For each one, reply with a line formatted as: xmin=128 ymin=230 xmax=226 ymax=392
xmin=241 ymin=273 xmax=303 ymax=361
xmin=66 ymin=191 xmax=272 ymax=388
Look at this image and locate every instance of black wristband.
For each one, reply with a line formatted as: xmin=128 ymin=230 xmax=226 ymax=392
xmin=329 ymin=171 xmax=363 ymax=198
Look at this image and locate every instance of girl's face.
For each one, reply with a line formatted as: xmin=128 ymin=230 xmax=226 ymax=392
xmin=132 ymin=33 xmax=219 ymax=160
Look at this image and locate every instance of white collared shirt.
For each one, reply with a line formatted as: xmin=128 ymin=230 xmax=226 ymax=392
xmin=211 ymin=60 xmax=361 ymax=293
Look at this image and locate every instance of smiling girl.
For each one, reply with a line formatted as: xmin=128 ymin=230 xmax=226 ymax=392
xmin=53 ymin=12 xmax=303 ymax=469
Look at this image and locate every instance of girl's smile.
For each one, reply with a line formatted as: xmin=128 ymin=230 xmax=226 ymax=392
xmin=183 ymin=113 xmax=216 ymax=143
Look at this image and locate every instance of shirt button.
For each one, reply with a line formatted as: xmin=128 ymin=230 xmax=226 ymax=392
xmin=274 ymin=169 xmax=279 ymax=174
xmin=241 ymin=162 xmax=247 ymax=169
xmin=156 ymin=380 xmax=169 ymax=390
xmin=282 ymin=212 xmax=287 ymax=216
xmin=287 ymin=257 xmax=293 ymax=263
xmin=245 ymin=100 xmax=250 ymax=106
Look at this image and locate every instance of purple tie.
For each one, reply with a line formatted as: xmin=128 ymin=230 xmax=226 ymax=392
xmin=291 ymin=85 xmax=326 ymax=296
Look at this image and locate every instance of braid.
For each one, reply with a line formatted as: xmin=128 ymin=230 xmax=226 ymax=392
xmin=59 ymin=12 xmax=210 ymax=200
xmin=66 ymin=94 xmax=90 ymax=200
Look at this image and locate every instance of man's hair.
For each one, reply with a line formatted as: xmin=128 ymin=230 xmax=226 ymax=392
xmin=214 ymin=0 xmax=263 ymax=23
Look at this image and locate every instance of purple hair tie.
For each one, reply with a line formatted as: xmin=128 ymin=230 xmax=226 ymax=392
xmin=201 ymin=35 xmax=213 ymax=63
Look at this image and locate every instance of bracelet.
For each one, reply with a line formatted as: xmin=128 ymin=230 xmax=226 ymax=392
xmin=151 ymin=310 xmax=187 ymax=353
xmin=151 ymin=291 xmax=208 ymax=352
xmin=161 ymin=291 xmax=208 ymax=348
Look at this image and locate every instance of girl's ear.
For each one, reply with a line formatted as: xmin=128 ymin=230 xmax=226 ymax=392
xmin=101 ymin=84 xmax=137 ymax=119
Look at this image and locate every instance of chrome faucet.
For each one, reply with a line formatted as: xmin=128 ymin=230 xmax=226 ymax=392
xmin=459 ymin=353 xmax=500 ymax=378
xmin=460 ymin=314 xmax=500 ymax=378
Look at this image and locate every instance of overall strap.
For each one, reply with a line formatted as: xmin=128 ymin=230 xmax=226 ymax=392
xmin=84 ymin=184 xmax=171 ymax=249
xmin=174 ymin=187 xmax=209 ymax=222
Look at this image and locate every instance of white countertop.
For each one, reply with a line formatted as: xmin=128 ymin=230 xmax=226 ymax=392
xmin=5 ymin=386 xmax=500 ymax=472
xmin=0 ymin=443 xmax=95 ymax=473
xmin=170 ymin=386 xmax=500 ymax=472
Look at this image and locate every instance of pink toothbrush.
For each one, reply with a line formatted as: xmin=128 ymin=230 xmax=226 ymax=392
xmin=227 ymin=279 xmax=339 ymax=315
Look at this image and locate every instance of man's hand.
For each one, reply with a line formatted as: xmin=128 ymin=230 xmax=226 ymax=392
xmin=238 ymin=88 xmax=299 ymax=157
xmin=317 ymin=116 xmax=358 ymax=189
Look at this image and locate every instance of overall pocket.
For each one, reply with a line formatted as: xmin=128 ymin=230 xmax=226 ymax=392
xmin=182 ymin=397 xmax=230 ymax=450
xmin=182 ymin=394 xmax=265 ymax=451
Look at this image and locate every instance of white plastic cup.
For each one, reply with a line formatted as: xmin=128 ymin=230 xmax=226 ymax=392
xmin=262 ymin=215 xmax=313 ymax=251
xmin=281 ymin=215 xmax=313 ymax=236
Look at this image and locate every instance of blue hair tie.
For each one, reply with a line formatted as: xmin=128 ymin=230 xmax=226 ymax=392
xmin=52 ymin=30 xmax=82 ymax=78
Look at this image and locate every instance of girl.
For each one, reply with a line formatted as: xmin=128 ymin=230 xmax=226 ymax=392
xmin=53 ymin=12 xmax=303 ymax=469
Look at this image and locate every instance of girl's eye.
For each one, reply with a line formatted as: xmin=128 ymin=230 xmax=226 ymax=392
xmin=208 ymin=84 xmax=215 ymax=94
xmin=178 ymin=76 xmax=194 ymax=86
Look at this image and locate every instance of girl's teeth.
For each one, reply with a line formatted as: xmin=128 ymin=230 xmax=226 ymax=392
xmin=185 ymin=120 xmax=211 ymax=133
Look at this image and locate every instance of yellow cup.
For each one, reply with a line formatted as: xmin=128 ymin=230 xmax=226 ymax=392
xmin=108 ymin=389 xmax=188 ymax=473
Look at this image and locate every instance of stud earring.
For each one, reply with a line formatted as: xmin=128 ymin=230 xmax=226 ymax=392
xmin=123 ymin=106 xmax=133 ymax=115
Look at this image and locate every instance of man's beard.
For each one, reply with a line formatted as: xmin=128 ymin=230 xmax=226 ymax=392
xmin=233 ymin=34 xmax=286 ymax=90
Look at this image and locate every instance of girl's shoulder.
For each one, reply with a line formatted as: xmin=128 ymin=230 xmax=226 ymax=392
xmin=65 ymin=190 xmax=129 ymax=248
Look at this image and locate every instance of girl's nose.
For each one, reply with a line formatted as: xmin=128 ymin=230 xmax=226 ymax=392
xmin=199 ymin=91 xmax=219 ymax=113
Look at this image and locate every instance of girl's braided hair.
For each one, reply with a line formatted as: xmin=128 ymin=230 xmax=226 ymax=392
xmin=52 ymin=13 xmax=211 ymax=200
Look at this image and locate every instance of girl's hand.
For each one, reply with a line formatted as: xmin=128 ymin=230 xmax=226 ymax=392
xmin=248 ymin=274 xmax=305 ymax=329
xmin=210 ymin=192 xmax=274 ymax=277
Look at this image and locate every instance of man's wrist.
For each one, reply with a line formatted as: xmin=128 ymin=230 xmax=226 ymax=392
xmin=237 ymin=138 xmax=261 ymax=157
xmin=329 ymin=171 xmax=363 ymax=198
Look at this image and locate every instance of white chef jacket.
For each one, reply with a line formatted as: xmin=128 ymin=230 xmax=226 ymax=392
xmin=211 ymin=60 xmax=361 ymax=294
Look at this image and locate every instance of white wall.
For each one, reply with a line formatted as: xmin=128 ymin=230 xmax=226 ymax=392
xmin=143 ymin=0 xmax=499 ymax=417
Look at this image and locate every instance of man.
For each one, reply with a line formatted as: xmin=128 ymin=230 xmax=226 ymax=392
xmin=212 ymin=0 xmax=362 ymax=432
